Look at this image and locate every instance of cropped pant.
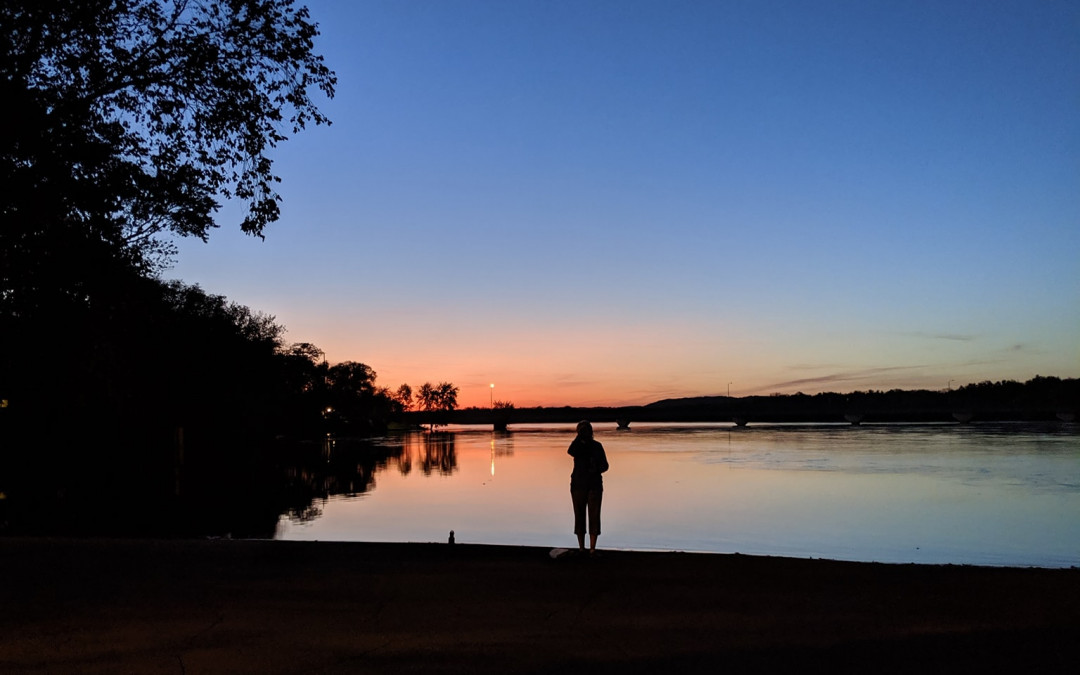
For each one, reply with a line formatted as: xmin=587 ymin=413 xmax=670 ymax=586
xmin=571 ymin=487 xmax=603 ymax=536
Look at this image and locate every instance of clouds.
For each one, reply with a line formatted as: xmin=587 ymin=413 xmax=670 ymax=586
xmin=904 ymin=332 xmax=977 ymax=342
xmin=762 ymin=365 xmax=930 ymax=394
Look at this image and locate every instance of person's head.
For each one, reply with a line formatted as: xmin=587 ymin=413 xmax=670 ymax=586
xmin=576 ymin=420 xmax=593 ymax=440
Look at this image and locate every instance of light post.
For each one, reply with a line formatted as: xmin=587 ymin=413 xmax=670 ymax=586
xmin=490 ymin=383 xmax=494 ymax=409
xmin=728 ymin=382 xmax=732 ymax=397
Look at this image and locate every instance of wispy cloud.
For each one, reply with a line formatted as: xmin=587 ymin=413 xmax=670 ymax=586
xmin=552 ymin=374 xmax=600 ymax=389
xmin=903 ymin=332 xmax=978 ymax=342
xmin=785 ymin=363 xmax=845 ymax=371
xmin=757 ymin=365 xmax=928 ymax=393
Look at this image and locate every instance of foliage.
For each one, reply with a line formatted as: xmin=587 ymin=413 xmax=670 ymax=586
xmin=0 ymin=0 xmax=338 ymax=465
xmin=270 ymin=350 xmax=411 ymax=438
xmin=322 ymin=361 xmax=394 ymax=436
xmin=1 ymin=0 xmax=336 ymax=316
xmin=416 ymin=381 xmax=460 ymax=429
xmin=0 ymin=269 xmax=425 ymax=534
xmin=641 ymin=376 xmax=1079 ymax=423
xmin=490 ymin=400 xmax=514 ymax=430
xmin=393 ymin=384 xmax=414 ymax=412
xmin=0 ymin=276 xmax=287 ymax=531
xmin=417 ymin=382 xmax=459 ymax=413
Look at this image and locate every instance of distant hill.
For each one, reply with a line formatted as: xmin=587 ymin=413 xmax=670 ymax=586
xmin=640 ymin=376 xmax=1079 ymax=423
xmin=647 ymin=395 xmax=735 ymax=408
xmin=435 ymin=376 xmax=1078 ymax=425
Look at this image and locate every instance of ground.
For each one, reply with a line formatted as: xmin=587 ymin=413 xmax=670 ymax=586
xmin=2 ymin=538 xmax=1078 ymax=673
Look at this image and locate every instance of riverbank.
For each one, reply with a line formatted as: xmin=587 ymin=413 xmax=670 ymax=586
xmin=2 ymin=538 xmax=1078 ymax=673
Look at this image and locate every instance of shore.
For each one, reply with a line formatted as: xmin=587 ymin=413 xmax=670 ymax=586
xmin=2 ymin=539 xmax=1078 ymax=673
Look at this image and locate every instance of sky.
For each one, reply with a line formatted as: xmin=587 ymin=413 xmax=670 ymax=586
xmin=169 ymin=0 xmax=1079 ymax=408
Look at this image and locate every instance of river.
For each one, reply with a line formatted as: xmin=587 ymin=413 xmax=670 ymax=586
xmin=275 ymin=422 xmax=1080 ymax=568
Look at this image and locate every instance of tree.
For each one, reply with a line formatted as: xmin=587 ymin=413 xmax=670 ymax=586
xmin=417 ymin=382 xmax=459 ymax=413
xmin=0 ymin=1 xmax=338 ymax=533
xmin=323 ymin=361 xmax=376 ymax=432
xmin=1 ymin=0 xmax=337 ymax=449
xmin=492 ymin=400 xmax=514 ymax=431
xmin=1 ymin=0 xmax=336 ymax=307
xmin=327 ymin=362 xmax=377 ymax=399
xmin=394 ymin=384 xmax=414 ymax=412
xmin=273 ymin=342 xmax=328 ymax=438
xmin=416 ymin=382 xmax=459 ymax=430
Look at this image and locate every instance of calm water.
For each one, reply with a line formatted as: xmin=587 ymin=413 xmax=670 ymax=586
xmin=275 ymin=422 xmax=1080 ymax=568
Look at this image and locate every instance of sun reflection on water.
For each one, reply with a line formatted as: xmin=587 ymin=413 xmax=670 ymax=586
xmin=276 ymin=422 xmax=1080 ymax=567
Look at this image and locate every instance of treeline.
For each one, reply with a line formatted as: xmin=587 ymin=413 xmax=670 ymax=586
xmin=0 ymin=271 xmax=430 ymax=534
xmin=437 ymin=377 xmax=1079 ymax=426
xmin=0 ymin=1 xmax=465 ymax=535
xmin=641 ymin=377 xmax=1079 ymax=423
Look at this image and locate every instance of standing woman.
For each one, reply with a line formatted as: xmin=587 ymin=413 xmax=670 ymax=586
xmin=568 ymin=420 xmax=609 ymax=555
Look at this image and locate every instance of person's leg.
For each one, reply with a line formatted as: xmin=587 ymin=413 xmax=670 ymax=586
xmin=587 ymin=489 xmax=602 ymax=553
xmin=571 ymin=489 xmax=588 ymax=551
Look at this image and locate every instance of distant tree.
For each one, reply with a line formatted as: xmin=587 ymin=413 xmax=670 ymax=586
xmin=492 ymin=400 xmax=514 ymax=430
xmin=394 ymin=384 xmax=414 ymax=412
xmin=416 ymin=382 xmax=459 ymax=429
xmin=322 ymin=362 xmax=407 ymax=435
xmin=327 ymin=362 xmax=376 ymax=398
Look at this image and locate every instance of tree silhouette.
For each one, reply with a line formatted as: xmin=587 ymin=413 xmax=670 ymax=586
xmin=2 ymin=0 xmax=335 ymax=281
xmin=394 ymin=384 xmax=414 ymax=412
xmin=0 ymin=1 xmax=336 ymax=534
xmin=417 ymin=382 xmax=460 ymax=429
xmin=2 ymin=0 xmax=337 ymax=424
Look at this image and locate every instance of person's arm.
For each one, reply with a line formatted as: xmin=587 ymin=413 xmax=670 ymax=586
xmin=593 ymin=443 xmax=609 ymax=473
xmin=568 ymin=440 xmax=582 ymax=457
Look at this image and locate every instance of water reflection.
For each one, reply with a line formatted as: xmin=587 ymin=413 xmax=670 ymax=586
xmin=277 ymin=422 xmax=1080 ymax=567
xmin=419 ymin=432 xmax=457 ymax=476
xmin=489 ymin=430 xmax=515 ymax=478
xmin=14 ymin=419 xmax=1071 ymax=568
xmin=281 ymin=432 xmax=459 ymax=524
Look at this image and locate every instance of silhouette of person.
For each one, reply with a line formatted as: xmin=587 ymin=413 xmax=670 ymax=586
xmin=568 ymin=420 xmax=609 ymax=555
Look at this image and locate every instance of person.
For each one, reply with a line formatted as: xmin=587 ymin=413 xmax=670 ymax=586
xmin=567 ymin=420 xmax=609 ymax=555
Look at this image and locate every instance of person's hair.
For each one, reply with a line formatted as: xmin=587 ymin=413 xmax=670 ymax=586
xmin=576 ymin=420 xmax=593 ymax=439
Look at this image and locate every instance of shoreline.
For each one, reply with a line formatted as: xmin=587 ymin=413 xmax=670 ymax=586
xmin=277 ymin=537 xmax=1079 ymax=571
xmin=3 ymin=538 xmax=1079 ymax=673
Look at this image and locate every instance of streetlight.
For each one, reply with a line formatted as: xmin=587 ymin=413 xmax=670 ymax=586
xmin=490 ymin=383 xmax=494 ymax=409
xmin=728 ymin=382 xmax=732 ymax=397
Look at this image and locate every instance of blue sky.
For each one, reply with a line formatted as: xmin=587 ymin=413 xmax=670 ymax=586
xmin=170 ymin=0 xmax=1079 ymax=407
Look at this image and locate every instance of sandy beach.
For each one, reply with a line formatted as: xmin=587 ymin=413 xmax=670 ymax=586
xmin=2 ymin=538 xmax=1078 ymax=673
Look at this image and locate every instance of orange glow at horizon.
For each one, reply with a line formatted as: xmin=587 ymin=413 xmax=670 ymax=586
xmin=305 ymin=315 xmax=764 ymax=408
xmin=299 ymin=308 xmax=1072 ymax=409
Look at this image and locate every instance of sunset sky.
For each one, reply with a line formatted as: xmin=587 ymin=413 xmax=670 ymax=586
xmin=169 ymin=0 xmax=1079 ymax=408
